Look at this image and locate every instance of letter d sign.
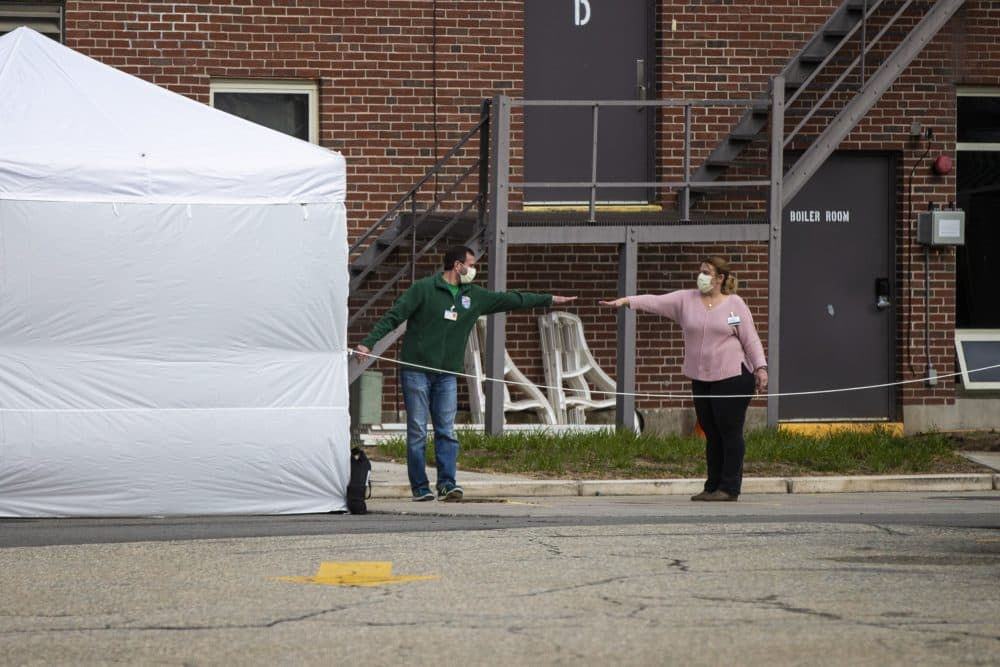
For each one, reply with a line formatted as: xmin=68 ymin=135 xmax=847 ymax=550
xmin=574 ymin=0 xmax=591 ymax=26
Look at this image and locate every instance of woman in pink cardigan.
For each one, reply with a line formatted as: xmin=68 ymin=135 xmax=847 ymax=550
xmin=601 ymin=255 xmax=768 ymax=501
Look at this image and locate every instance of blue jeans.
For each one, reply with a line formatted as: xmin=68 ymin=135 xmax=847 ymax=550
xmin=400 ymin=369 xmax=460 ymax=493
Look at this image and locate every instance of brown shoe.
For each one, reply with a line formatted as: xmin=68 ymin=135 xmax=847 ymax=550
xmin=690 ymin=490 xmax=713 ymax=501
xmin=701 ymin=489 xmax=738 ymax=502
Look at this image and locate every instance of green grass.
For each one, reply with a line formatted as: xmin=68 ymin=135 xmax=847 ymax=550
xmin=368 ymin=427 xmax=982 ymax=478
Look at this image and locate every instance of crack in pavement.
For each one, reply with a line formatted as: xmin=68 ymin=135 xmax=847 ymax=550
xmin=867 ymin=523 xmax=911 ymax=536
xmin=516 ymin=575 xmax=636 ymax=597
xmin=666 ymin=557 xmax=689 ymax=573
xmin=0 ymin=606 xmax=358 ymax=635
xmin=527 ymin=535 xmax=564 ymax=556
xmin=694 ymin=594 xmax=1000 ymax=643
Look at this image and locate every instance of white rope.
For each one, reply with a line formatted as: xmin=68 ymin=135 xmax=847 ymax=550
xmin=350 ymin=349 xmax=1000 ymax=401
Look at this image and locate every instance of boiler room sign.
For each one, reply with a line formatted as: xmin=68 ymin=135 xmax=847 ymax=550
xmin=788 ymin=208 xmax=852 ymax=223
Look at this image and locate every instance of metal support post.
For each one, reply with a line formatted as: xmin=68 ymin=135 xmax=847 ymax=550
xmin=589 ymin=104 xmax=599 ymax=223
xmin=616 ymin=229 xmax=638 ymax=431
xmin=767 ymin=77 xmax=785 ymax=428
xmin=477 ymin=99 xmax=490 ymax=230
xmin=485 ymin=95 xmax=511 ymax=435
xmin=680 ymin=103 xmax=692 ymax=220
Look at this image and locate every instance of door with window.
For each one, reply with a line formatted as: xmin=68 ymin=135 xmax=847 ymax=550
xmin=780 ymin=152 xmax=896 ymax=420
xmin=524 ymin=0 xmax=654 ymax=203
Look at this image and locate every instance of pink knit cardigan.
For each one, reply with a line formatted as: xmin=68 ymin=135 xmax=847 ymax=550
xmin=628 ymin=289 xmax=767 ymax=382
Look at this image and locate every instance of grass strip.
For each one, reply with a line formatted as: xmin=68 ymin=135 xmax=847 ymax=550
xmin=369 ymin=427 xmax=980 ymax=478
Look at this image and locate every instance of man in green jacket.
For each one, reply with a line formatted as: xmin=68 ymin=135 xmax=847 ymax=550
xmin=356 ymin=246 xmax=576 ymax=501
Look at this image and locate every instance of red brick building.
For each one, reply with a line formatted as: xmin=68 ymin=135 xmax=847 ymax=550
xmin=8 ymin=0 xmax=998 ymax=433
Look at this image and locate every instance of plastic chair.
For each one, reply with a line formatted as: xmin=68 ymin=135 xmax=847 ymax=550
xmin=538 ymin=311 xmax=640 ymax=429
xmin=464 ymin=317 xmax=558 ymax=426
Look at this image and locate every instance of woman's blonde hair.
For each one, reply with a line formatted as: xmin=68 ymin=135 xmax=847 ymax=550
xmin=704 ymin=255 xmax=738 ymax=294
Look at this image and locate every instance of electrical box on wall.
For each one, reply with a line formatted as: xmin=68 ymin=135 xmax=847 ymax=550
xmin=917 ymin=209 xmax=965 ymax=246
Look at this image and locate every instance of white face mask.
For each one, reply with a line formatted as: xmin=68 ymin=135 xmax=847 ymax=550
xmin=459 ymin=265 xmax=477 ymax=284
xmin=696 ymin=272 xmax=715 ymax=294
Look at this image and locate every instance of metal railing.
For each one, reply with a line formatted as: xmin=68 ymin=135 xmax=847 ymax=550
xmin=783 ymin=0 xmax=916 ymax=149
xmin=514 ymin=97 xmax=776 ymax=222
xmin=348 ymin=100 xmax=491 ymax=329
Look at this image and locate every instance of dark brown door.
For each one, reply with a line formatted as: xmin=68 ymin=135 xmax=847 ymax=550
xmin=524 ymin=0 xmax=654 ymax=203
xmin=780 ymin=152 xmax=896 ymax=420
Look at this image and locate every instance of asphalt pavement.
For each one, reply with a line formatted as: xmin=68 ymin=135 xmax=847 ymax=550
xmin=2 ymin=491 xmax=999 ymax=666
xmin=2 ymin=455 xmax=998 ymax=666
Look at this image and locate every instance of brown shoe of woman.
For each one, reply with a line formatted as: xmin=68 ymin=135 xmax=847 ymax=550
xmin=701 ymin=489 xmax=738 ymax=501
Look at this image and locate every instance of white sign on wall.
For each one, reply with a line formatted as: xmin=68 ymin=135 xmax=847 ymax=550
xmin=788 ymin=209 xmax=852 ymax=223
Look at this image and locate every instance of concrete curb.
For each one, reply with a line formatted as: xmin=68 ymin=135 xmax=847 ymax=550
xmin=370 ymin=474 xmax=999 ymax=499
xmin=786 ymin=474 xmax=995 ymax=494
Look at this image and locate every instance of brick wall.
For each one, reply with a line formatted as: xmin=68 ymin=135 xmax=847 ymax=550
xmin=62 ymin=1 xmax=1000 ymax=418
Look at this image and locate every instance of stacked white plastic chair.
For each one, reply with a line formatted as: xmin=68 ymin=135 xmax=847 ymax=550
xmin=538 ymin=311 xmax=639 ymax=428
xmin=464 ymin=317 xmax=558 ymax=426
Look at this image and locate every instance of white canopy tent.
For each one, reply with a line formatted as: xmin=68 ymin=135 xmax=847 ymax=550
xmin=0 ymin=27 xmax=350 ymax=516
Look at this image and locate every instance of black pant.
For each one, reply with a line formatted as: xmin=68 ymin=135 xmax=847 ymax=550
xmin=691 ymin=366 xmax=755 ymax=496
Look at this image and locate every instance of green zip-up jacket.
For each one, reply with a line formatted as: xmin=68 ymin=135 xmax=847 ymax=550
xmin=361 ymin=273 xmax=553 ymax=374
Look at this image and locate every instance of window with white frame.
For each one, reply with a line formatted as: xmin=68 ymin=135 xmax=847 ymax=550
xmin=956 ymin=88 xmax=1000 ymax=330
xmin=954 ymin=330 xmax=1000 ymax=390
xmin=210 ymin=80 xmax=319 ymax=144
xmin=0 ymin=1 xmax=64 ymax=41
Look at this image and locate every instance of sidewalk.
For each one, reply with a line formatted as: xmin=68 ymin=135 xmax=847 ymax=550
xmin=370 ymin=453 xmax=1000 ymax=499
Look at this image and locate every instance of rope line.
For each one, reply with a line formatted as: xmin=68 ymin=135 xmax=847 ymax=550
xmin=351 ymin=350 xmax=1000 ymax=401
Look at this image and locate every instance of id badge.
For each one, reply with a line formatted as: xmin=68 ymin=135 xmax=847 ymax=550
xmin=727 ymin=312 xmax=741 ymax=326
xmin=444 ymin=308 xmax=458 ymax=321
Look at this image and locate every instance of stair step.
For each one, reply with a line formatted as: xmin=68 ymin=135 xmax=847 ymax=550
xmin=349 ymin=289 xmax=381 ymax=302
xmin=729 ymin=130 xmax=759 ymax=142
xmin=399 ymin=212 xmax=480 ymax=240
xmin=703 ymin=158 xmax=733 ymax=169
xmin=799 ymin=50 xmax=827 ymax=64
xmin=784 ymin=76 xmax=807 ymax=90
xmin=732 ymin=114 xmax=768 ymax=138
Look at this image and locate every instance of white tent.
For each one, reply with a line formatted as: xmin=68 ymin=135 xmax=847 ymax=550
xmin=0 ymin=27 xmax=350 ymax=516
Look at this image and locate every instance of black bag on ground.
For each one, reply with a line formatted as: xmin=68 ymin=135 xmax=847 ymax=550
xmin=347 ymin=447 xmax=372 ymax=514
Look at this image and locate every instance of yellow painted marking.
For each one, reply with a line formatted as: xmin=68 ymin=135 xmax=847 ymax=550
xmin=779 ymin=422 xmax=904 ymax=437
xmin=276 ymin=561 xmax=438 ymax=587
xmin=975 ymin=538 xmax=1000 ymax=543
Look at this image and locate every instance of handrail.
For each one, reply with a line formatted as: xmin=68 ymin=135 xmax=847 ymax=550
xmin=349 ymin=195 xmax=481 ymax=328
xmin=349 ymin=101 xmax=491 ymax=346
xmin=349 ymin=158 xmax=483 ymax=293
xmin=783 ymin=0 xmax=887 ymax=110
xmin=784 ymin=0 xmax=915 ymax=148
xmin=350 ymin=107 xmax=490 ymax=255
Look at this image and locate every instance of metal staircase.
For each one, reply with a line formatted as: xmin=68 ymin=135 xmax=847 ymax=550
xmin=345 ymin=0 xmax=969 ymax=423
xmin=348 ymin=102 xmax=492 ymax=383
xmin=688 ymin=0 xmax=966 ymax=209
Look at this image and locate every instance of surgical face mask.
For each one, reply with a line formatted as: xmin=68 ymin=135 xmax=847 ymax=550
xmin=696 ymin=272 xmax=715 ymax=294
xmin=459 ymin=265 xmax=477 ymax=284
